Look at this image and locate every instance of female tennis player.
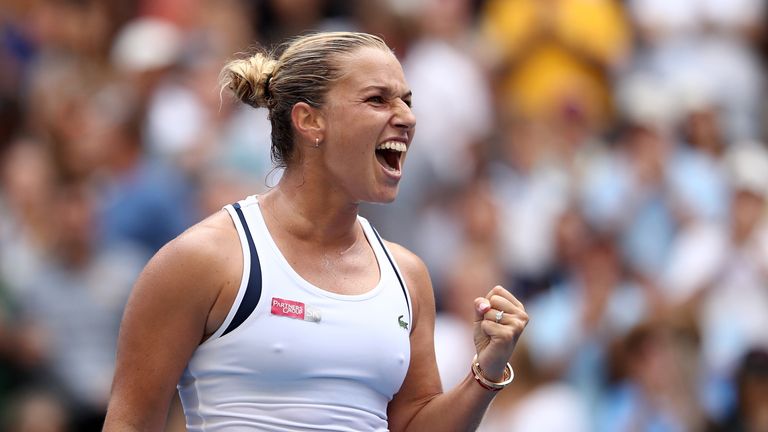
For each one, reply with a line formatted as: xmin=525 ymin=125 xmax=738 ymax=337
xmin=103 ymin=31 xmax=527 ymax=431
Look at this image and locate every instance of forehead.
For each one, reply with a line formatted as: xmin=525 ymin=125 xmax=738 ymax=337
xmin=332 ymin=47 xmax=409 ymax=94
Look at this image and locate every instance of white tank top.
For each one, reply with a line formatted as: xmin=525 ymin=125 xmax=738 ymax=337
xmin=177 ymin=195 xmax=413 ymax=431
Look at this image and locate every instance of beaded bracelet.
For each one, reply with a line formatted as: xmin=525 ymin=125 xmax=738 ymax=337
xmin=470 ymin=354 xmax=514 ymax=391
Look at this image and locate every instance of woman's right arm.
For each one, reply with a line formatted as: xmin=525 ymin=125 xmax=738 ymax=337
xmin=104 ymin=212 xmax=241 ymax=431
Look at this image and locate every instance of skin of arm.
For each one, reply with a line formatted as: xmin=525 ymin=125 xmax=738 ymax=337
xmin=103 ymin=212 xmax=241 ymax=431
xmin=387 ymin=242 xmax=527 ymax=432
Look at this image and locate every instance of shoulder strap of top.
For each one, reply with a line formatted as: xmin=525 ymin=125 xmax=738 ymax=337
xmin=216 ymin=201 xmax=263 ymax=338
xmin=359 ymin=217 xmax=413 ymax=329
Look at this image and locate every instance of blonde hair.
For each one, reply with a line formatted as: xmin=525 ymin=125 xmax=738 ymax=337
xmin=221 ymin=32 xmax=391 ymax=167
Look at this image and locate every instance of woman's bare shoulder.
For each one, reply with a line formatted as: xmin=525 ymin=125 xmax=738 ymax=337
xmin=106 ymin=210 xmax=243 ymax=427
xmin=383 ymin=241 xmax=429 ymax=283
xmin=170 ymin=209 xmax=238 ymax=259
xmin=136 ymin=209 xmax=241 ymax=305
xmin=382 ymin=240 xmax=435 ymax=319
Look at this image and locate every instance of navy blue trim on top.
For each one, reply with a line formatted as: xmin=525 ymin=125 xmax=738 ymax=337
xmin=222 ymin=202 xmax=263 ymax=336
xmin=370 ymin=226 xmax=411 ymax=319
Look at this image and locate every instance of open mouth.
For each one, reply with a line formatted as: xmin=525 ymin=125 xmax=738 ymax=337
xmin=375 ymin=141 xmax=406 ymax=173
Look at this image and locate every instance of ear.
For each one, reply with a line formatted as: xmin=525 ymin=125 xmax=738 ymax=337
xmin=291 ymin=102 xmax=326 ymax=144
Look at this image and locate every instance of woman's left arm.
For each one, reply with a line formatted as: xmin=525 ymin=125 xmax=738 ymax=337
xmin=386 ymin=243 xmax=528 ymax=432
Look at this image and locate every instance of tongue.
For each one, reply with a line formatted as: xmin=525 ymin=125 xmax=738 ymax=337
xmin=376 ymin=150 xmax=400 ymax=172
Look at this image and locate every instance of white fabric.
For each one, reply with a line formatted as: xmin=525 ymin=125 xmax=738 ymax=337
xmin=662 ymin=222 xmax=728 ymax=303
xmin=481 ymin=383 xmax=590 ymax=432
xmin=699 ymin=222 xmax=768 ymax=374
xmin=178 ymin=196 xmax=412 ymax=431
xmin=433 ymin=314 xmax=474 ymax=390
xmin=111 ymin=18 xmax=182 ymax=72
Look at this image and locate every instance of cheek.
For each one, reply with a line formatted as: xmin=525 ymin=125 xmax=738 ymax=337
xmin=329 ymin=128 xmax=370 ymax=161
xmin=323 ymin=137 xmax=370 ymax=182
xmin=329 ymin=123 xmax=378 ymax=161
xmin=323 ymin=107 xmax=390 ymax=177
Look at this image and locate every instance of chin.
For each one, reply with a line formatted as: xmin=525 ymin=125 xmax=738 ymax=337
xmin=365 ymin=187 xmax=399 ymax=204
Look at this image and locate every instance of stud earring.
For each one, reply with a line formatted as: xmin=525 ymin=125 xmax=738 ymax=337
xmin=314 ymin=138 xmax=320 ymax=148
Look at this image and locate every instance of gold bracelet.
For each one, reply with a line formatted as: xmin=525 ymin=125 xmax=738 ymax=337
xmin=470 ymin=354 xmax=514 ymax=391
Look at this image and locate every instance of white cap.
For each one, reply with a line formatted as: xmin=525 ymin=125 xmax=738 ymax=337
xmin=726 ymin=141 xmax=768 ymax=199
xmin=616 ymin=73 xmax=680 ymax=130
xmin=111 ymin=18 xmax=183 ymax=73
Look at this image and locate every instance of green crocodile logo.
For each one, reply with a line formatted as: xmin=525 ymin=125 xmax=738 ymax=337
xmin=398 ymin=315 xmax=409 ymax=330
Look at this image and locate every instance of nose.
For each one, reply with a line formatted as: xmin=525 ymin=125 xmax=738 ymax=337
xmin=393 ymin=100 xmax=416 ymax=130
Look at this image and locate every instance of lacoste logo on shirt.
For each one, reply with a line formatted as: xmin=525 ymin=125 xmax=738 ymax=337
xmin=271 ymin=297 xmax=321 ymax=322
xmin=398 ymin=315 xmax=408 ymax=330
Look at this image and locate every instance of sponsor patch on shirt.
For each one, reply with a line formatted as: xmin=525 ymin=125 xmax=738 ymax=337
xmin=271 ymin=297 xmax=321 ymax=322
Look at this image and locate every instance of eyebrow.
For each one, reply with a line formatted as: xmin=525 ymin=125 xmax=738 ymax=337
xmin=361 ymin=85 xmax=412 ymax=100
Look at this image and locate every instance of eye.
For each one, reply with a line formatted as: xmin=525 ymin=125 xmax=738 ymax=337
xmin=402 ymin=98 xmax=413 ymax=108
xmin=366 ymin=95 xmax=386 ymax=105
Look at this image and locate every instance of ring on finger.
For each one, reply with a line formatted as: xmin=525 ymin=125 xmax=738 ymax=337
xmin=494 ymin=310 xmax=504 ymax=323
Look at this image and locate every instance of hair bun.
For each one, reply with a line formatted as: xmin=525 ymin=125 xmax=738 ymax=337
xmin=221 ymin=53 xmax=278 ymax=108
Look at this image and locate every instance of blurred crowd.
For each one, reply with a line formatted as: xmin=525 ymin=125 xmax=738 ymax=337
xmin=1 ymin=0 xmax=767 ymax=431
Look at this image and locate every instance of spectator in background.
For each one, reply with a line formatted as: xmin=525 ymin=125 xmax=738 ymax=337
xmin=666 ymin=96 xmax=730 ymax=226
xmin=2 ymin=388 xmax=67 ymax=432
xmin=0 ymin=139 xmax=57 ymax=294
xmin=489 ymin=111 xmax=571 ymax=299
xmin=702 ymin=144 xmax=768 ymax=419
xmin=525 ymin=210 xmax=648 ymax=408
xmin=599 ymin=318 xmax=713 ymax=432
xmin=661 ymin=144 xmax=768 ymax=410
xmin=110 ymin=17 xmax=187 ymax=156
xmin=479 ymin=0 xmax=631 ymax=131
xmin=113 ymin=12 xmax=275 ymax=216
xmin=256 ymin=0 xmax=338 ymax=47
xmin=0 ymin=139 xmax=59 ymax=426
xmin=625 ymin=0 xmax=766 ymax=141
xmin=81 ymin=81 xmax=198 ymax=254
xmin=0 ymin=0 xmax=35 ymax=99
xmin=578 ymin=95 xmax=679 ymax=298
xmin=709 ymin=348 xmax=768 ymax=432
xmin=350 ymin=0 xmax=414 ymax=58
xmin=19 ymin=0 xmax=117 ymax=62
xmin=481 ymin=342 xmax=590 ymax=432
xmin=433 ymin=179 xmax=506 ymax=389
xmin=14 ymin=181 xmax=145 ymax=429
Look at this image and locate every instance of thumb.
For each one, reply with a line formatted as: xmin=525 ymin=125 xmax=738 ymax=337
xmin=474 ymin=297 xmax=491 ymax=322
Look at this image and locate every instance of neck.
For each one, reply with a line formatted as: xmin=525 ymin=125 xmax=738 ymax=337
xmin=259 ymin=167 xmax=360 ymax=246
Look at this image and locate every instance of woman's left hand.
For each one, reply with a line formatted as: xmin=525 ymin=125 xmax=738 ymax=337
xmin=472 ymin=285 xmax=528 ymax=381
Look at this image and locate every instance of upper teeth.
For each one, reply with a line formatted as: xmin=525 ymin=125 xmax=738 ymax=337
xmin=376 ymin=141 xmax=407 ymax=152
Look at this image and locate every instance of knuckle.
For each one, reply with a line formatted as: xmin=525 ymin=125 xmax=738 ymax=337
xmin=481 ymin=319 xmax=494 ymax=332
